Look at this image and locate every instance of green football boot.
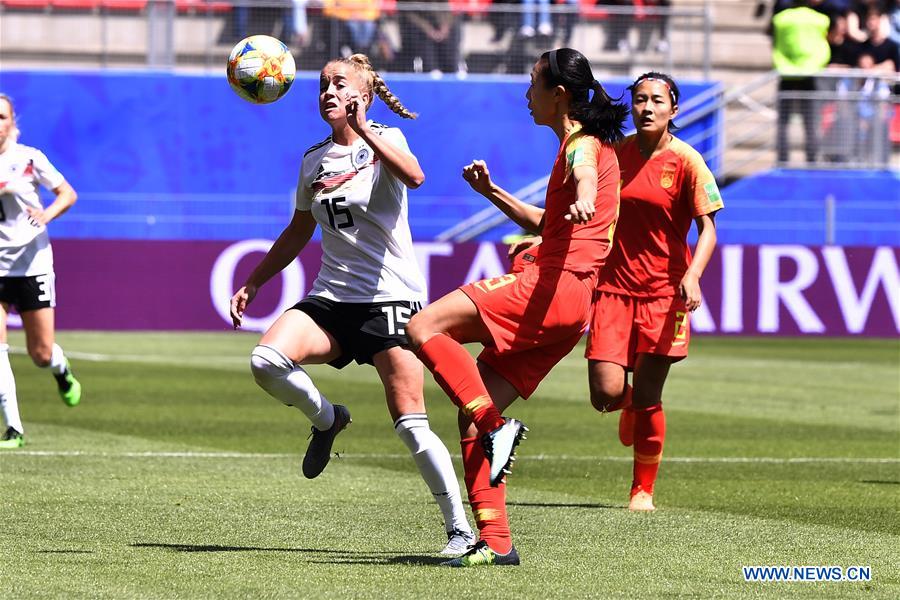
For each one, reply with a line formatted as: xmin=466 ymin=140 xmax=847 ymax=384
xmin=441 ymin=540 xmax=520 ymax=567
xmin=0 ymin=427 xmax=24 ymax=449
xmin=54 ymin=360 xmax=82 ymax=407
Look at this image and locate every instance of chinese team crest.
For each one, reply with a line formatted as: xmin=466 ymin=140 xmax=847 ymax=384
xmin=660 ymin=163 xmax=676 ymax=189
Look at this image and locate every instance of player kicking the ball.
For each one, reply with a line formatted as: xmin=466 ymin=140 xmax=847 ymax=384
xmin=230 ymin=55 xmax=474 ymax=555
xmin=406 ymin=48 xmax=627 ymax=566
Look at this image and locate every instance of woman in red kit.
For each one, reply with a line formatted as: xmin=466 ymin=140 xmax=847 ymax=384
xmin=587 ymin=72 xmax=723 ymax=512
xmin=406 ymin=48 xmax=627 ymax=567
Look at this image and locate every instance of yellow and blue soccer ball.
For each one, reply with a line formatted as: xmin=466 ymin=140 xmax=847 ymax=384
xmin=227 ymin=35 xmax=296 ymax=104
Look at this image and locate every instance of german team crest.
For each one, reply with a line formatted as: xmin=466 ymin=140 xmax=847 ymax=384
xmin=352 ymin=146 xmax=371 ymax=171
xmin=660 ymin=163 xmax=676 ymax=189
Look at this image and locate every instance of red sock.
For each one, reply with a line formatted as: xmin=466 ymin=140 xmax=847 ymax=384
xmin=632 ymin=403 xmax=665 ymax=496
xmin=460 ymin=436 xmax=512 ymax=554
xmin=416 ymin=334 xmax=505 ymax=433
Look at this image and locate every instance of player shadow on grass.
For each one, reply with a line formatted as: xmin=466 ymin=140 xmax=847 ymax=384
xmin=131 ymin=543 xmax=445 ymax=565
xmin=507 ymin=501 xmax=621 ymax=510
xmin=308 ymin=555 xmax=447 ymax=566
xmin=131 ymin=542 xmax=394 ymax=555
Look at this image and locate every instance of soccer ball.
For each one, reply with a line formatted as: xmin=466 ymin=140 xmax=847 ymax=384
xmin=227 ymin=35 xmax=296 ymax=104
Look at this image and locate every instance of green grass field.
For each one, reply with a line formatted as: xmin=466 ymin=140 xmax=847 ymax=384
xmin=1 ymin=332 xmax=898 ymax=599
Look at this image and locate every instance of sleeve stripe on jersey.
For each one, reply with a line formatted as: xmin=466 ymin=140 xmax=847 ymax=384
xmin=369 ymin=122 xmax=388 ymax=134
xmin=304 ymin=135 xmax=333 ymax=157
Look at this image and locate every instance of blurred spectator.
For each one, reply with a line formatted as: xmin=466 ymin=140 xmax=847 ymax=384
xmin=485 ymin=0 xmax=519 ymax=43
xmin=601 ymin=0 xmax=633 ymax=53
xmin=847 ymin=0 xmax=885 ymax=42
xmin=397 ymin=0 xmax=463 ymax=75
xmin=857 ymin=5 xmax=900 ymax=70
xmin=890 ymin=0 xmax=900 ymax=45
xmin=555 ymin=0 xmax=582 ymax=46
xmin=762 ymin=0 xmax=849 ymax=26
xmin=828 ymin=12 xmax=862 ymax=66
xmin=322 ymin=0 xmax=382 ymax=56
xmin=822 ymin=14 xmax=860 ymax=162
xmin=772 ymin=0 xmax=832 ymax=163
xmin=521 ymin=0 xmax=554 ymax=37
xmin=226 ymin=0 xmax=299 ymax=45
xmin=635 ymin=0 xmax=671 ymax=52
xmin=286 ymin=0 xmax=310 ymax=47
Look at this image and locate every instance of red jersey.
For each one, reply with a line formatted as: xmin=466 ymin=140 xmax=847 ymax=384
xmin=537 ymin=124 xmax=620 ymax=282
xmin=599 ymin=134 xmax=724 ymax=297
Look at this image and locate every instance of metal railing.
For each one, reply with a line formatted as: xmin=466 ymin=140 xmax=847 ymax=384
xmin=0 ymin=1 xmax=712 ymax=75
xmin=670 ymin=69 xmax=900 ymax=180
xmin=436 ymin=69 xmax=900 ymax=242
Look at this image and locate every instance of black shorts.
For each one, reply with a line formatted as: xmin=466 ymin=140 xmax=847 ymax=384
xmin=292 ymin=296 xmax=422 ymax=369
xmin=0 ymin=274 xmax=57 ymax=312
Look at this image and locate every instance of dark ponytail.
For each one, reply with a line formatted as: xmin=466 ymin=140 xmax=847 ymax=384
xmin=540 ymin=48 xmax=628 ymax=144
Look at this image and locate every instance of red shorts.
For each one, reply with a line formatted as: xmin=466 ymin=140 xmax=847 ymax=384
xmin=461 ymin=265 xmax=592 ymax=399
xmin=585 ymin=291 xmax=690 ymax=368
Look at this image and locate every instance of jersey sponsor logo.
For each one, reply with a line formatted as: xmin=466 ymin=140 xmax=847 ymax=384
xmin=660 ymin=163 xmax=677 ymax=189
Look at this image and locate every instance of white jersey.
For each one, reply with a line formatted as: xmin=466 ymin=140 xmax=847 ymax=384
xmin=0 ymin=142 xmax=64 ymax=277
xmin=296 ymin=123 xmax=426 ymax=303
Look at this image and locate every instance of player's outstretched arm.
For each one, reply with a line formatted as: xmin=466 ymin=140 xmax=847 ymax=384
xmin=566 ymin=164 xmax=598 ymax=224
xmin=462 ymin=160 xmax=545 ymax=234
xmin=231 ymin=210 xmax=317 ymax=328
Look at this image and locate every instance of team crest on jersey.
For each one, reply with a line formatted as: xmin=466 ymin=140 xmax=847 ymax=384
xmin=352 ymin=146 xmax=371 ymax=171
xmin=660 ymin=163 xmax=677 ymax=189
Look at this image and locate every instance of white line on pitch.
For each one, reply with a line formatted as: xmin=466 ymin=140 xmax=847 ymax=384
xmin=4 ymin=450 xmax=898 ymax=464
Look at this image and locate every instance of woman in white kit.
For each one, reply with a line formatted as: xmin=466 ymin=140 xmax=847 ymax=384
xmin=0 ymin=93 xmax=82 ymax=450
xmin=230 ymin=55 xmax=475 ymax=554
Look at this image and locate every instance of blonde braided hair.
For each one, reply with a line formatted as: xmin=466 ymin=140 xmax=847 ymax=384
xmin=336 ymin=54 xmax=418 ymax=120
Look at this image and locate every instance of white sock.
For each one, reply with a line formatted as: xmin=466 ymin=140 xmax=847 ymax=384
xmin=395 ymin=413 xmax=473 ymax=534
xmin=250 ymin=344 xmax=335 ymax=431
xmin=0 ymin=344 xmax=24 ymax=434
xmin=49 ymin=343 xmax=67 ymax=375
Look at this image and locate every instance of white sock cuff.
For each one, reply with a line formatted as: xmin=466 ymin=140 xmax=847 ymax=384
xmin=0 ymin=343 xmax=8 ymax=353
xmin=250 ymin=344 xmax=294 ymax=371
xmin=394 ymin=413 xmax=429 ymax=431
xmin=395 ymin=413 xmax=433 ymax=454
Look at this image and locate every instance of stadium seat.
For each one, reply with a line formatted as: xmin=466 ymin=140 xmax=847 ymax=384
xmin=100 ymin=0 xmax=147 ymax=10
xmin=575 ymin=0 xmax=608 ymax=21
xmin=450 ymin=0 xmax=491 ymax=16
xmin=51 ymin=0 xmax=101 ymax=9
xmin=174 ymin=0 xmax=230 ymax=13
xmin=1 ymin=0 xmax=52 ymax=8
